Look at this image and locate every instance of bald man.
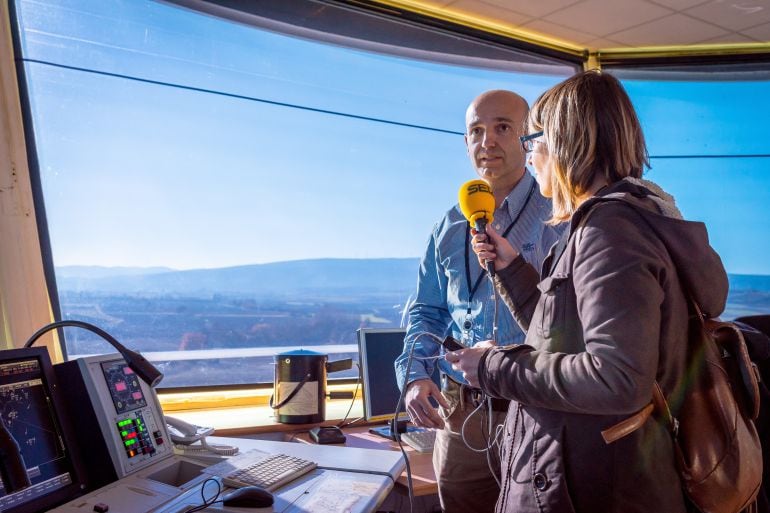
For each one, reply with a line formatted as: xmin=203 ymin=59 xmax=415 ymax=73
xmin=395 ymin=90 xmax=562 ymax=512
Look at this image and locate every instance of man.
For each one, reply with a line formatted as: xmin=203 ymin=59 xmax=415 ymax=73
xmin=395 ymin=90 xmax=561 ymax=513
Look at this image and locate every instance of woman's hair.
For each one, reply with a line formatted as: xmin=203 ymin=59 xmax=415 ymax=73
xmin=529 ymin=70 xmax=649 ymax=223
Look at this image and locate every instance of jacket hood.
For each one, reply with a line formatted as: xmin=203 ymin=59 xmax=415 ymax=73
xmin=573 ymin=178 xmax=728 ymax=318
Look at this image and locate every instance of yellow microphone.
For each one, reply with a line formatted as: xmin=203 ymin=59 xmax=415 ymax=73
xmin=458 ymin=179 xmax=496 ymax=277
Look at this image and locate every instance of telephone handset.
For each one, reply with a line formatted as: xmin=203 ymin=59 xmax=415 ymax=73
xmin=166 ymin=416 xmax=215 ymax=445
xmin=165 ymin=416 xmax=239 ymax=457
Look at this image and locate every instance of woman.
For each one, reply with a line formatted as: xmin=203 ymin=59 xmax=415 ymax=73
xmin=445 ymin=70 xmax=728 ymax=512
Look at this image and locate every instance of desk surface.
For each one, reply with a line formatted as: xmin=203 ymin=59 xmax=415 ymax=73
xmin=290 ymin=425 xmax=437 ymax=497
xmin=52 ymin=437 xmax=405 ymax=513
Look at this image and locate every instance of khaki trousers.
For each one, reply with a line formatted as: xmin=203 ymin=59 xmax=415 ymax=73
xmin=433 ymin=379 xmax=507 ymax=513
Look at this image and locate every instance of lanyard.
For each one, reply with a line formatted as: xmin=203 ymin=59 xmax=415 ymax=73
xmin=462 ymin=180 xmax=537 ymax=333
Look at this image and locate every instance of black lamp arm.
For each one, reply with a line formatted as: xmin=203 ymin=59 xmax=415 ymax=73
xmin=24 ymin=319 xmax=163 ymax=387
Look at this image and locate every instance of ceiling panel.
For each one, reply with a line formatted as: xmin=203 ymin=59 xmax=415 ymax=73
xmin=685 ymin=1 xmax=770 ymax=32
xmin=543 ymin=0 xmax=673 ymax=36
xmin=742 ymin=21 xmax=770 ymax=41
xmin=702 ymin=32 xmax=757 ymax=44
xmin=522 ymin=18 xmax=599 ymax=45
xmin=376 ymin=0 xmax=770 ymax=52
xmin=479 ymin=0 xmax=584 ymax=18
xmin=647 ymin=0 xmax=710 ymax=10
xmin=447 ymin=0 xmax=533 ymax=25
xmin=417 ymin=0 xmax=455 ymax=6
xmin=609 ymin=13 xmax=729 ymax=46
xmin=584 ymin=37 xmax=625 ymax=48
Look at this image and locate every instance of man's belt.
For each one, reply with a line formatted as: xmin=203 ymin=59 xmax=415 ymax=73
xmin=443 ymin=373 xmax=510 ymax=412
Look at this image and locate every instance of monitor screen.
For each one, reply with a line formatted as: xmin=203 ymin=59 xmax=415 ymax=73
xmin=357 ymin=328 xmax=441 ymax=422
xmin=0 ymin=348 xmax=83 ymax=513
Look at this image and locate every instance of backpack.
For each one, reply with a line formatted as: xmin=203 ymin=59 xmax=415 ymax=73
xmin=595 ymin=200 xmax=764 ymax=513
xmin=733 ymin=317 xmax=770 ymax=513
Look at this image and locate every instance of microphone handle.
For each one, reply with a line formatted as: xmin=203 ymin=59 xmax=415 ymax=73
xmin=475 ymin=218 xmax=496 ymax=278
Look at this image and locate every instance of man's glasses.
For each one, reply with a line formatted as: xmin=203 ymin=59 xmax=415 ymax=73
xmin=520 ymin=131 xmax=544 ymax=153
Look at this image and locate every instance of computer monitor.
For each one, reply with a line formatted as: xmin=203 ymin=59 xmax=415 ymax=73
xmin=357 ymin=328 xmax=441 ymax=423
xmin=0 ymin=347 xmax=84 ymax=513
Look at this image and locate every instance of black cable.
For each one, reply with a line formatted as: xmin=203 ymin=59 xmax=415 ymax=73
xmin=337 ymin=362 xmax=361 ymax=428
xmin=339 ymin=416 xmax=364 ymax=428
xmin=17 ymin=63 xmax=770 ymax=162
xmin=186 ymin=478 xmax=222 ymax=512
xmin=18 ymin=58 xmax=464 ymax=136
xmin=395 ymin=340 xmax=418 ymax=513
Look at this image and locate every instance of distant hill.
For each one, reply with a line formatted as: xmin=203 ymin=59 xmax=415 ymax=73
xmin=56 ymin=265 xmax=175 ymax=279
xmin=54 ymin=261 xmax=770 ymax=300
xmin=55 ymin=258 xmax=421 ymax=297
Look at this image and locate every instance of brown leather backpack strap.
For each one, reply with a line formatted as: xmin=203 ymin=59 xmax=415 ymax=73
xmin=652 ymin=381 xmax=678 ymax=436
xmin=602 ymin=382 xmax=675 ymax=444
xmin=601 ymin=403 xmax=654 ymax=444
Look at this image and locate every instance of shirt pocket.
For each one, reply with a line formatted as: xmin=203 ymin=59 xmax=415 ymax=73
xmin=536 ymin=272 xmax=570 ymax=340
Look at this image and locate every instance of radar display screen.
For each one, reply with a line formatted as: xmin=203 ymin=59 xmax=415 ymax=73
xmin=0 ymin=350 xmax=80 ymax=512
xmin=101 ymin=360 xmax=147 ymax=414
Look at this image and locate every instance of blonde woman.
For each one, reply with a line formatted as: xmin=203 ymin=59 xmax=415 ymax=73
xmin=446 ymin=70 xmax=728 ymax=512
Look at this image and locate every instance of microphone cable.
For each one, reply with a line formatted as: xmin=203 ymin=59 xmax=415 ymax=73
xmin=400 ymin=331 xmax=505 ymax=506
xmin=394 ymin=331 xmax=449 ymax=513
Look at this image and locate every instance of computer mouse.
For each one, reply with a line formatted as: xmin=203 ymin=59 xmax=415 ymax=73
xmin=222 ymin=486 xmax=274 ymax=508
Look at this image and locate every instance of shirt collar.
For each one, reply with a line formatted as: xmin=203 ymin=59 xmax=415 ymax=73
xmin=498 ymin=171 xmax=535 ymax=218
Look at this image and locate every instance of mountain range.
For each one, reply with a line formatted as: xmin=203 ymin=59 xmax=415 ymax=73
xmin=55 ymin=258 xmax=421 ymax=297
xmin=55 ymin=259 xmax=770 ymax=299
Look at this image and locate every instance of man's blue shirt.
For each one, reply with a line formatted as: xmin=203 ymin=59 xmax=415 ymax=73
xmin=395 ymin=171 xmax=562 ymax=388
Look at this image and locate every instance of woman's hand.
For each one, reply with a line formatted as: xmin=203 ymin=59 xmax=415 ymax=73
xmin=472 ymin=225 xmax=519 ymax=272
xmin=444 ymin=345 xmax=492 ymax=388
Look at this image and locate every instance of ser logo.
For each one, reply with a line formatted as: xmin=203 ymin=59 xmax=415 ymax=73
xmin=467 ymin=183 xmax=492 ymax=195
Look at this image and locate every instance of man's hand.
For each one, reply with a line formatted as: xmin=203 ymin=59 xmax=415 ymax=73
xmin=444 ymin=346 xmax=491 ymax=388
xmin=405 ymin=379 xmax=450 ymax=429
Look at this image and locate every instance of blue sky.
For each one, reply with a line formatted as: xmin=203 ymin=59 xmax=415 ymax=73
xmin=16 ymin=0 xmax=770 ymax=275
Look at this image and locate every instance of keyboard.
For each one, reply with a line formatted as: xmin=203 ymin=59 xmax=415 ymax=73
xmin=401 ymin=429 xmax=436 ymax=453
xmin=218 ymin=453 xmax=317 ymax=491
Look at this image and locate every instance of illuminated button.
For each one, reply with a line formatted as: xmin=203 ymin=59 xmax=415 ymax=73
xmin=155 ymin=438 xmax=164 ymax=445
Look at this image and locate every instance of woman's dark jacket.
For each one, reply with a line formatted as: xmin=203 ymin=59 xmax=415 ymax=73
xmin=478 ymin=180 xmax=728 ymax=513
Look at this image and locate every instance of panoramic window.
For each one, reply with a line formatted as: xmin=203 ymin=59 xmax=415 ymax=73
xmin=617 ymin=75 xmax=770 ymax=320
xmin=12 ymin=0 xmax=572 ymax=387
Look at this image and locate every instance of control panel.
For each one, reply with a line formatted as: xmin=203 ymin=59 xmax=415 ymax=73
xmin=55 ymin=354 xmax=173 ymax=488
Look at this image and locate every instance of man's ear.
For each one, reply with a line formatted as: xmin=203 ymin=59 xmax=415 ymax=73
xmin=464 ymin=134 xmax=469 ymax=154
